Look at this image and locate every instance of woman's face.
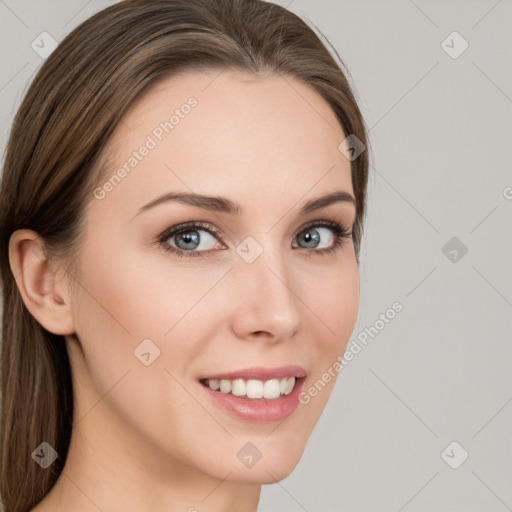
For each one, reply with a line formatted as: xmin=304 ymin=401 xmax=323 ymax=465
xmin=66 ymin=69 xmax=359 ymax=484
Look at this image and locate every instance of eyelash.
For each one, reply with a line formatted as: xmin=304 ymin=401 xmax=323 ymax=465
xmin=157 ymin=219 xmax=352 ymax=259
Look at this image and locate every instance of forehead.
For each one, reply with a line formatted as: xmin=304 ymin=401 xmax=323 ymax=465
xmin=92 ymin=69 xmax=353 ymax=219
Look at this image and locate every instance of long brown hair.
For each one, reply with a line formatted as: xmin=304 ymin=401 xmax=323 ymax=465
xmin=0 ymin=0 xmax=370 ymax=510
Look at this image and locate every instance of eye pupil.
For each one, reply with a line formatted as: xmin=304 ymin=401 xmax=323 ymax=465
xmin=176 ymin=231 xmax=200 ymax=249
xmin=301 ymin=228 xmax=320 ymax=248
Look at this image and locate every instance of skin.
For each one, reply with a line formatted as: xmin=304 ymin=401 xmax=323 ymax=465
xmin=10 ymin=69 xmax=360 ymax=512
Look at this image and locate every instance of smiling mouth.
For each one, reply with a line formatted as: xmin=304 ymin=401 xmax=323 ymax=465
xmin=199 ymin=376 xmax=304 ymax=400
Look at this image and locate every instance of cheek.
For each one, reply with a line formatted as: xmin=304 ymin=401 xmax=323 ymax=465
xmin=70 ymin=240 xmax=236 ymax=417
xmin=75 ymin=241 xmax=228 ymax=342
xmin=297 ymin=256 xmax=359 ymax=409
xmin=301 ymin=255 xmax=360 ymax=352
xmin=69 ymin=244 xmax=231 ymax=463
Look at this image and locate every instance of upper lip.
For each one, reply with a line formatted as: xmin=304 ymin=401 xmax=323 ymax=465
xmin=199 ymin=365 xmax=307 ymax=381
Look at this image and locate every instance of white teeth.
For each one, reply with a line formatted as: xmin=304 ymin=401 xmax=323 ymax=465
xmin=231 ymin=378 xmax=246 ymax=396
xmin=284 ymin=377 xmax=295 ymax=395
xmin=206 ymin=376 xmax=296 ymax=400
xmin=246 ymin=379 xmax=264 ymax=399
xmin=219 ymin=379 xmax=232 ymax=393
xmin=209 ymin=379 xmax=220 ymax=391
xmin=263 ymin=379 xmax=281 ymax=399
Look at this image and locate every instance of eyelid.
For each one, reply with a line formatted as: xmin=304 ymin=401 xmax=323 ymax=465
xmin=158 ymin=220 xmax=224 ymax=243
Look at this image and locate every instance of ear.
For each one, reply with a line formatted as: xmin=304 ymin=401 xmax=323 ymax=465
xmin=8 ymin=229 xmax=76 ymax=336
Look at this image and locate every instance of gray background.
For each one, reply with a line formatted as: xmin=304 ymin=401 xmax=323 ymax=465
xmin=1 ymin=0 xmax=511 ymax=511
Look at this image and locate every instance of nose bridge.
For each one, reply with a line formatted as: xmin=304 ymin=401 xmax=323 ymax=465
xmin=231 ymin=234 xmax=301 ymax=338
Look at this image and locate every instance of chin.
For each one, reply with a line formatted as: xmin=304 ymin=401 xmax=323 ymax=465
xmin=220 ymin=436 xmax=307 ymax=484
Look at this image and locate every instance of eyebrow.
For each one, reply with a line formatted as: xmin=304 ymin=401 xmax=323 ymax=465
xmin=131 ymin=189 xmax=356 ymax=220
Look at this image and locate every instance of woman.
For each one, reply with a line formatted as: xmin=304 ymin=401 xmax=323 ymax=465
xmin=0 ymin=0 xmax=370 ymax=510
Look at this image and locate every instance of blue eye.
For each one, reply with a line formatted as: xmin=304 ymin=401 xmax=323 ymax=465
xmin=293 ymin=222 xmax=351 ymax=257
xmin=158 ymin=221 xmax=223 ymax=258
xmin=168 ymin=223 xmax=219 ymax=252
xmin=158 ymin=220 xmax=352 ymax=259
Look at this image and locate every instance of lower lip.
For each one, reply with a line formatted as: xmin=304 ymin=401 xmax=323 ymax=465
xmin=199 ymin=377 xmax=306 ymax=422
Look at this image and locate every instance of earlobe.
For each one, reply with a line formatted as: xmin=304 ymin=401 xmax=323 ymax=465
xmin=8 ymin=229 xmax=76 ymax=336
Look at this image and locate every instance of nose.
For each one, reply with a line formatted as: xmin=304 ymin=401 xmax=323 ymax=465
xmin=229 ymin=243 xmax=302 ymax=342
